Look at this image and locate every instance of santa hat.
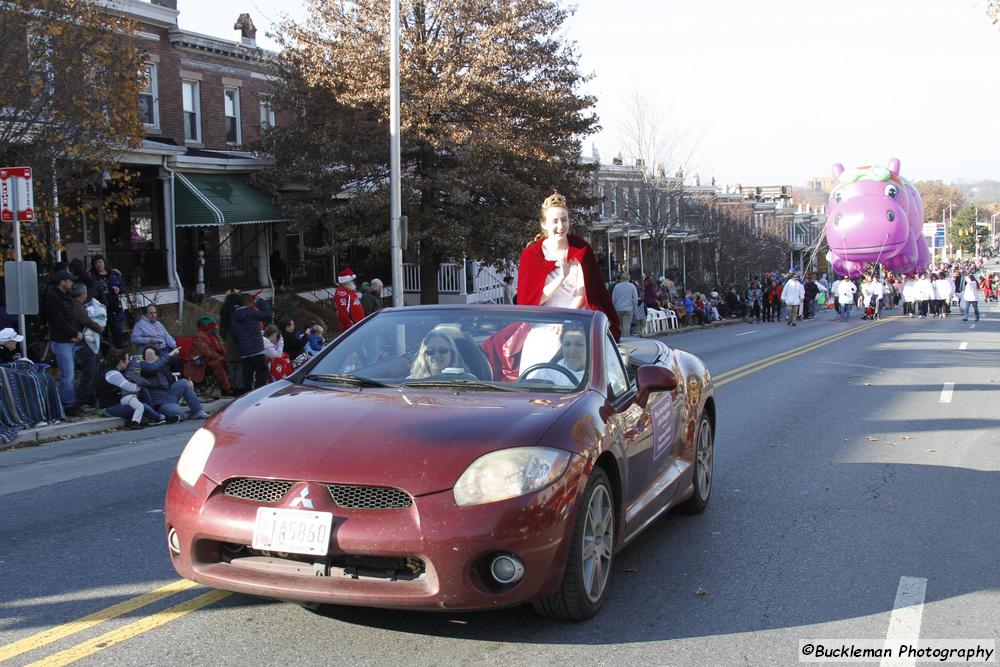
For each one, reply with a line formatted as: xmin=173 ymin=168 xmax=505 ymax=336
xmin=338 ymin=268 xmax=356 ymax=285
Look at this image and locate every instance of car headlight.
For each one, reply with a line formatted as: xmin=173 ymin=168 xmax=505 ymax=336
xmin=176 ymin=428 xmax=215 ymax=487
xmin=453 ymin=447 xmax=571 ymax=506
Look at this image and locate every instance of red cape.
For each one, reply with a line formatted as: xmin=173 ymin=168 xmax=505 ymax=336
xmin=517 ymin=235 xmax=621 ymax=341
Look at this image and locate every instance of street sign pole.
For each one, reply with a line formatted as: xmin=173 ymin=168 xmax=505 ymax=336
xmin=11 ymin=179 xmax=27 ymax=358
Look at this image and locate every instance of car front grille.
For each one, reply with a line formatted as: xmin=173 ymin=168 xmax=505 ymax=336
xmin=327 ymin=484 xmax=412 ymax=510
xmin=222 ymin=478 xmax=412 ymax=509
xmin=224 ymin=478 xmax=294 ymax=503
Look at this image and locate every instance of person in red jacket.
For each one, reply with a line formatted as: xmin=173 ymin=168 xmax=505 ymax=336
xmin=482 ymin=191 xmax=620 ymax=381
xmin=517 ymin=191 xmax=620 ymax=339
xmin=335 ymin=268 xmax=366 ymax=332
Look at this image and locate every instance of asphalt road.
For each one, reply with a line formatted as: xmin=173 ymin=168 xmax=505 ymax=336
xmin=2 ymin=300 xmax=998 ymax=667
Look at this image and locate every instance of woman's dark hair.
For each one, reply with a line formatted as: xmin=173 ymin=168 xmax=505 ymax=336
xmin=143 ymin=345 xmax=159 ymax=358
xmin=106 ymin=349 xmax=129 ymax=367
xmin=90 ymin=254 xmax=110 ymax=273
xmin=279 ymin=318 xmax=295 ymax=330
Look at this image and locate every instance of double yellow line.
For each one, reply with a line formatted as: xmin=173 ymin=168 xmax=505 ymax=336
xmin=0 ymin=580 xmax=230 ymax=665
xmin=0 ymin=316 xmax=899 ymax=664
xmin=712 ymin=316 xmax=898 ymax=387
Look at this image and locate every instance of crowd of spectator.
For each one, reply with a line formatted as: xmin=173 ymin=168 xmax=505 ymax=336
xmin=0 ymin=257 xmax=385 ymax=438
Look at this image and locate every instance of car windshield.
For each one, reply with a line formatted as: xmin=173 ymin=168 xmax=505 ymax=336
xmin=302 ymin=308 xmax=594 ymax=393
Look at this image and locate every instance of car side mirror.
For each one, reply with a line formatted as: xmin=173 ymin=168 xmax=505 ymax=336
xmin=635 ymin=365 xmax=678 ymax=409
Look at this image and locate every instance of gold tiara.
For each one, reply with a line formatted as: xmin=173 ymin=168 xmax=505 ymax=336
xmin=542 ymin=190 xmax=567 ymax=209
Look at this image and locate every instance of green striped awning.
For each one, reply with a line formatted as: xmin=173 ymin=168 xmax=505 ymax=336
xmin=174 ymin=172 xmax=292 ymax=227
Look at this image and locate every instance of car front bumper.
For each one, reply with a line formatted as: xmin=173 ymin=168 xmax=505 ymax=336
xmin=164 ymin=459 xmax=588 ymax=611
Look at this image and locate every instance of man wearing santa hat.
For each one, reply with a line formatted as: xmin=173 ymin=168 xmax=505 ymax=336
xmin=335 ymin=268 xmax=366 ymax=332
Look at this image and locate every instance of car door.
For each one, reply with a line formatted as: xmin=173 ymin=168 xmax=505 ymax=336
xmin=604 ymin=337 xmax=685 ymax=540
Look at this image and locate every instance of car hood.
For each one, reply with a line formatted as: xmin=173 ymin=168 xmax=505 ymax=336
xmin=202 ymin=382 xmax=583 ymax=496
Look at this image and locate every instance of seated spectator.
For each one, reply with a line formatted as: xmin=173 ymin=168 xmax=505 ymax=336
xmin=132 ymin=346 xmax=208 ymax=420
xmin=99 ymin=349 xmax=165 ymax=430
xmin=131 ymin=305 xmax=176 ymax=354
xmin=184 ymin=316 xmax=233 ymax=395
xmin=408 ymin=330 xmax=468 ymax=379
xmin=0 ymin=327 xmax=24 ymax=363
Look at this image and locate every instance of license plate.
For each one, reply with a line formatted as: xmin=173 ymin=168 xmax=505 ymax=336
xmin=252 ymin=508 xmax=333 ymax=556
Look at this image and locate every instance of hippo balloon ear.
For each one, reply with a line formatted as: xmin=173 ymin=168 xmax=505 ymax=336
xmin=887 ymin=158 xmax=900 ymax=176
xmin=832 ymin=163 xmax=845 ymax=179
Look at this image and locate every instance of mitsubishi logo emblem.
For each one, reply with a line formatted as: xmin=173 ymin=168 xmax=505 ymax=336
xmin=290 ymin=487 xmax=314 ymax=509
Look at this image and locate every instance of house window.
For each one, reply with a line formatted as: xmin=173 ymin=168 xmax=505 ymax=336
xmin=598 ymin=186 xmax=605 ymax=217
xmin=182 ymin=80 xmax=201 ymax=143
xmin=139 ymin=63 xmax=158 ymax=127
xmin=260 ymin=96 xmax=275 ymax=128
xmin=224 ymin=86 xmax=241 ymax=145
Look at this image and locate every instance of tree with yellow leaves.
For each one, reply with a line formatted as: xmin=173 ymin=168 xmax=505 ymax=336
xmin=0 ymin=0 xmax=145 ymax=273
xmin=258 ymin=0 xmax=598 ymax=303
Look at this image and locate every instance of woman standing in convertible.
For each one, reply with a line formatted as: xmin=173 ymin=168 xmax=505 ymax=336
xmin=517 ymin=191 xmax=620 ymax=340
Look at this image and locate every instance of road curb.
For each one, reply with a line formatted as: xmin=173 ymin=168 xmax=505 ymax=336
xmin=1 ymin=398 xmax=234 ymax=452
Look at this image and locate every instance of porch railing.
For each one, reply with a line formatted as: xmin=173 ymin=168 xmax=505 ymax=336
xmin=86 ymin=249 xmax=169 ymax=289
xmin=284 ymin=258 xmax=333 ymax=290
xmin=205 ymin=255 xmax=261 ymax=291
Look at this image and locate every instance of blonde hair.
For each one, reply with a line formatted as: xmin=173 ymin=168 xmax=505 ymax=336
xmin=408 ymin=330 xmax=467 ymax=379
xmin=530 ymin=190 xmax=570 ymax=245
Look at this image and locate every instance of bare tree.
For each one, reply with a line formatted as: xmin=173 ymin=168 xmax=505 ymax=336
xmin=611 ymin=93 xmax=699 ymax=277
xmin=684 ymin=198 xmax=792 ymax=289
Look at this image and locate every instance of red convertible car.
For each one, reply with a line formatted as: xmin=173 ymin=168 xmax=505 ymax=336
xmin=164 ymin=306 xmax=715 ymax=620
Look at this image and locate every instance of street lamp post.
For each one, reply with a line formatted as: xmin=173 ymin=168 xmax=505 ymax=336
xmin=388 ymin=0 xmax=404 ymax=307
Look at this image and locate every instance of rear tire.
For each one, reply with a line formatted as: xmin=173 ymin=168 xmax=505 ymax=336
xmin=679 ymin=415 xmax=713 ymax=514
xmin=533 ymin=468 xmax=615 ymax=621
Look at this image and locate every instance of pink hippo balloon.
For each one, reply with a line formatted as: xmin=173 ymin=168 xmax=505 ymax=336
xmin=826 ymin=159 xmax=930 ymax=278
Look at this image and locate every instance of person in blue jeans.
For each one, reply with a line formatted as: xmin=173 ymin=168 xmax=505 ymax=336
xmin=961 ymin=274 xmax=980 ymax=322
xmin=42 ymin=269 xmax=82 ymax=415
xmin=132 ymin=346 xmax=209 ymax=420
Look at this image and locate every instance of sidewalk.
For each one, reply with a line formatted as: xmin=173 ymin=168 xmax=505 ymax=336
xmin=1 ymin=397 xmax=235 ymax=452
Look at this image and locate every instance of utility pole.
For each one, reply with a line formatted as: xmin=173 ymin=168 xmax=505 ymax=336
xmin=388 ymin=0 xmax=403 ymax=307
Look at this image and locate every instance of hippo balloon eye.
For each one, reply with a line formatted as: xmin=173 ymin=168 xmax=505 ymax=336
xmin=886 ymin=210 xmax=895 ymax=222
xmin=833 ymin=192 xmax=842 ymax=204
xmin=884 ymin=184 xmax=898 ymax=199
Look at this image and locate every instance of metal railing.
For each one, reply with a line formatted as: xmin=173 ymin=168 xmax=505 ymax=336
xmin=86 ymin=249 xmax=169 ymax=289
xmin=205 ymin=255 xmax=261 ymax=290
xmin=283 ymin=258 xmax=333 ymax=290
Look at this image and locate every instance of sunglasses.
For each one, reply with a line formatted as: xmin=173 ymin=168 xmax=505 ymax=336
xmin=425 ymin=347 xmax=451 ymax=357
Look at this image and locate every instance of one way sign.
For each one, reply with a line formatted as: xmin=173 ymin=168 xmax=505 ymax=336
xmin=0 ymin=166 xmax=34 ymax=223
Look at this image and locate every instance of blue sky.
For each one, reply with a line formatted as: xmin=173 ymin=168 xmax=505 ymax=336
xmin=177 ymin=0 xmax=1000 ymax=187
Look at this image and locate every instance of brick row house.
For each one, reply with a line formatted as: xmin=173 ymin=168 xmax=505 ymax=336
xmin=56 ymin=0 xmax=332 ymax=309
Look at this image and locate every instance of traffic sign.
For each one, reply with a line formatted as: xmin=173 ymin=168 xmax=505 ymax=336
xmin=0 ymin=166 xmax=34 ymax=223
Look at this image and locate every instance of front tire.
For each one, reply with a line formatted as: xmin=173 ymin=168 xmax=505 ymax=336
xmin=533 ymin=468 xmax=615 ymax=621
xmin=679 ymin=415 xmax=713 ymax=514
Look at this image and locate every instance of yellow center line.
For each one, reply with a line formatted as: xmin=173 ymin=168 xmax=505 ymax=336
xmin=23 ymin=589 xmax=231 ymax=667
xmin=0 ymin=579 xmax=199 ymax=663
xmin=713 ymin=317 xmax=898 ymax=382
xmin=715 ymin=317 xmax=897 ymax=387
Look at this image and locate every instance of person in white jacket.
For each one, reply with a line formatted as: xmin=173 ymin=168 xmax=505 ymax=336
xmin=901 ymin=275 xmax=917 ymax=317
xmin=100 ymin=349 xmax=167 ymax=430
xmin=262 ymin=324 xmax=285 ymax=360
xmin=914 ymin=272 xmax=934 ymax=318
xmin=932 ymin=272 xmax=954 ymax=318
xmin=961 ymin=273 xmax=980 ymax=322
xmin=781 ymin=274 xmax=805 ymax=325
xmin=836 ymin=277 xmax=857 ymax=322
